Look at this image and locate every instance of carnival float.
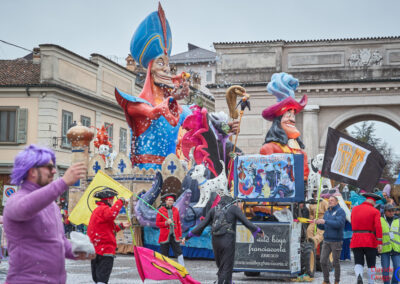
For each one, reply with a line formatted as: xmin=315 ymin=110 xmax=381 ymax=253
xmin=64 ymin=3 xmax=394 ymax=281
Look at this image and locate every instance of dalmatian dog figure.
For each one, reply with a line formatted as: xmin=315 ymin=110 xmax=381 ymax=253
xmin=98 ymin=144 xmax=117 ymax=169
xmin=307 ymin=153 xmax=332 ymax=200
xmin=190 ymin=161 xmax=229 ymax=208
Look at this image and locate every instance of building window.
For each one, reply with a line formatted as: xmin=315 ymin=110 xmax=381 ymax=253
xmin=0 ymin=107 xmax=27 ymax=144
xmin=61 ymin=110 xmax=73 ymax=148
xmin=119 ymin=128 xmax=127 ymax=154
xmin=206 ymin=70 xmax=212 ymax=82
xmin=81 ymin=116 xmax=91 ymax=128
xmin=0 ymin=109 xmax=17 ymax=142
xmin=104 ymin=123 xmax=113 ymax=144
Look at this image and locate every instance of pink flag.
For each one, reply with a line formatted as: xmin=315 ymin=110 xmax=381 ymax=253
xmin=134 ymin=246 xmax=200 ymax=284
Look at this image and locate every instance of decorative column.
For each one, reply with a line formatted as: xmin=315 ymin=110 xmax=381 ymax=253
xmin=66 ymin=122 xmax=94 ymax=211
xmin=302 ymin=105 xmax=320 ymax=159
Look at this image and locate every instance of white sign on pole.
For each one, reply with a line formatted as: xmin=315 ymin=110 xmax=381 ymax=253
xmin=3 ymin=185 xmax=18 ymax=206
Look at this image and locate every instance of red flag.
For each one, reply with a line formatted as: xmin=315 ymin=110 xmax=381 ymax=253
xmin=134 ymin=246 xmax=200 ymax=284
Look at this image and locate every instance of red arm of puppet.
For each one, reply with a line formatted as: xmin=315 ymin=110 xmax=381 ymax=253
xmin=126 ymin=98 xmax=181 ymax=127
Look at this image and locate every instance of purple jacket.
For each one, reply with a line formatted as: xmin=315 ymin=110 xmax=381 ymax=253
xmin=3 ymin=179 xmax=75 ymax=284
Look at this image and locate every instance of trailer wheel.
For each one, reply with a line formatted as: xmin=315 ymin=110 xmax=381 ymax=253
xmin=244 ymin=271 xmax=260 ymax=277
xmin=301 ymin=242 xmax=316 ymax=277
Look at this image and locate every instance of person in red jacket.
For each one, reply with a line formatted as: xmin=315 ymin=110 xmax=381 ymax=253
xmin=88 ymin=187 xmax=130 ymax=284
xmin=350 ymin=192 xmax=383 ymax=284
xmin=156 ymin=193 xmax=185 ymax=266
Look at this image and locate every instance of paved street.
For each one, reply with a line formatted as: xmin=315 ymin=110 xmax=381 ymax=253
xmin=0 ymin=255 xmax=391 ymax=283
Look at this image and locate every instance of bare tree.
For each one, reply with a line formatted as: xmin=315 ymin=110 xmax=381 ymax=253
xmin=350 ymin=121 xmax=399 ymax=184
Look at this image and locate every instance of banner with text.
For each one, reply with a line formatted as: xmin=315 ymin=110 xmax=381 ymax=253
xmin=234 ymin=222 xmax=301 ymax=274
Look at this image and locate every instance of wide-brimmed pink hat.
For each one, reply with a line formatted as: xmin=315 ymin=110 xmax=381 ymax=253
xmin=262 ymin=72 xmax=307 ymax=121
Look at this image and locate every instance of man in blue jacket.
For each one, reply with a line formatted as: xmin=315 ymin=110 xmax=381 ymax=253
xmin=315 ymin=195 xmax=346 ymax=284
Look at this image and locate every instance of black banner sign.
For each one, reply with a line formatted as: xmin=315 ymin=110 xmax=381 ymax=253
xmin=321 ymin=127 xmax=386 ymax=192
xmin=234 ymin=222 xmax=292 ymax=272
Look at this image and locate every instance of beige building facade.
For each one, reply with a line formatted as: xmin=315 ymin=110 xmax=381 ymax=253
xmin=170 ymin=43 xmax=216 ymax=111
xmin=0 ymin=44 xmax=138 ymax=185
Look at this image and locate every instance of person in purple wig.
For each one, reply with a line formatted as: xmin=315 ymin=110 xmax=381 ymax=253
xmin=3 ymin=144 xmax=95 ymax=284
xmin=10 ymin=144 xmax=56 ymax=186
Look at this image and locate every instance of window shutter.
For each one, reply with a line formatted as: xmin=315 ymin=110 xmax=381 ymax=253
xmin=17 ymin=108 xmax=28 ymax=144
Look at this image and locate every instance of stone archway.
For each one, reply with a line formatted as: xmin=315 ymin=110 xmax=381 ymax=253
xmin=208 ymin=37 xmax=400 ymax=158
xmin=319 ymin=106 xmax=400 ymax=151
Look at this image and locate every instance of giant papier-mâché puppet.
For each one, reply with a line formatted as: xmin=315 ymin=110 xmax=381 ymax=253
xmin=260 ymin=72 xmax=309 ymax=179
xmin=115 ymin=4 xmax=191 ymax=170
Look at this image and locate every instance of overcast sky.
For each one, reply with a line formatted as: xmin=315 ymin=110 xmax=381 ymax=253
xmin=1 ymin=0 xmax=399 ymax=156
xmin=2 ymin=0 xmax=400 ymax=59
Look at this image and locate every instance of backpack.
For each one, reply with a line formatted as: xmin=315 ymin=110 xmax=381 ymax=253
xmin=211 ymin=203 xmax=233 ymax=236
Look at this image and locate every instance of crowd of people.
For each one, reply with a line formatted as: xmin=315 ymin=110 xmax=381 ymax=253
xmin=1 ymin=144 xmax=264 ymax=284
xmin=310 ymin=191 xmax=400 ymax=284
xmin=1 ymin=144 xmax=398 ymax=284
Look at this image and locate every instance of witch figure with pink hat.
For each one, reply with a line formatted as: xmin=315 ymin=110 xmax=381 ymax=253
xmin=260 ymin=72 xmax=309 ymax=180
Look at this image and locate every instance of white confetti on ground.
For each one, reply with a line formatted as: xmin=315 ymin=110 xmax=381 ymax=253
xmin=0 ymin=254 xmax=391 ymax=283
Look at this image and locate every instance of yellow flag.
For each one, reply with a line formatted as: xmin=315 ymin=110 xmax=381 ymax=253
xmin=69 ymin=171 xmax=133 ymax=226
xmin=297 ymin=217 xmax=312 ymax=224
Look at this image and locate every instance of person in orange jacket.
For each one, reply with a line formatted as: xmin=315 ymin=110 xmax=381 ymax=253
xmin=87 ymin=187 xmax=130 ymax=284
xmin=156 ymin=193 xmax=184 ymax=266
xmin=350 ymin=192 xmax=383 ymax=284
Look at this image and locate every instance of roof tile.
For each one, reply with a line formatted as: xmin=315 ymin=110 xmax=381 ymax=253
xmin=0 ymin=58 xmax=40 ymax=85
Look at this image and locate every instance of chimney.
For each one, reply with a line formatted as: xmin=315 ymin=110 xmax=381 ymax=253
xmin=33 ymin=48 xmax=40 ymax=64
xmin=125 ymin=54 xmax=136 ymax=72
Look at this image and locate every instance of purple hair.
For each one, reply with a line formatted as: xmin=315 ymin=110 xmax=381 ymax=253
xmin=11 ymin=144 xmax=56 ymax=185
